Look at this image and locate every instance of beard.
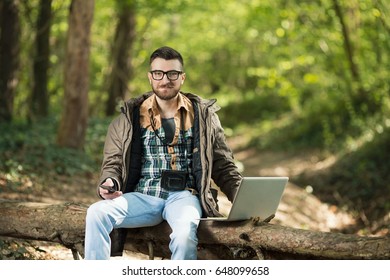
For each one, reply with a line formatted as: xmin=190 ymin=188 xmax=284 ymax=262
xmin=152 ymin=83 xmax=180 ymax=101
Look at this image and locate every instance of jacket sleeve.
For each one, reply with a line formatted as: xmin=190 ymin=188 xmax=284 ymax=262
xmin=96 ymin=116 xmax=127 ymax=197
xmin=210 ymin=112 xmax=242 ymax=202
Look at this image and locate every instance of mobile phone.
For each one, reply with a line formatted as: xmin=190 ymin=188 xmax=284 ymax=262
xmin=100 ymin=184 xmax=116 ymax=193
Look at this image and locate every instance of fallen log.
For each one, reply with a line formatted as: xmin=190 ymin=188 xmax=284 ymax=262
xmin=0 ymin=200 xmax=389 ymax=260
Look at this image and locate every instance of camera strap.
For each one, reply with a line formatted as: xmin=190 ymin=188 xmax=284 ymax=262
xmin=150 ymin=108 xmax=189 ymax=174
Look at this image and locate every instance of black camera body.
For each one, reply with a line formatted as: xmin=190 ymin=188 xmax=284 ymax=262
xmin=161 ymin=169 xmax=188 ymax=191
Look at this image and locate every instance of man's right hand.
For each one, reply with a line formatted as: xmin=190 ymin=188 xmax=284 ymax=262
xmin=99 ymin=178 xmax=123 ymax=199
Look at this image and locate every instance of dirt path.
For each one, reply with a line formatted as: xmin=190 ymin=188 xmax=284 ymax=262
xmin=228 ymin=147 xmax=354 ymax=230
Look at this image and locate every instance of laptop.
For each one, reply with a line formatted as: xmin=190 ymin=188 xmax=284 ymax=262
xmin=201 ymin=177 xmax=288 ymax=222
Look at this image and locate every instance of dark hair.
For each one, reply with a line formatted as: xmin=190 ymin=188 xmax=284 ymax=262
xmin=149 ymin=46 xmax=184 ymax=69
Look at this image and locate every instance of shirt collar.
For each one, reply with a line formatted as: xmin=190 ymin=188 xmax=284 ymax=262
xmin=146 ymin=92 xmax=191 ymax=117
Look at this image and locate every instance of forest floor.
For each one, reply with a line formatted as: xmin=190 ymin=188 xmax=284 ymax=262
xmin=0 ymin=141 xmax=388 ymax=260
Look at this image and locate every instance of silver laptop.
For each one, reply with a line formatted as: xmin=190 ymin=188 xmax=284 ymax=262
xmin=202 ymin=177 xmax=288 ymax=222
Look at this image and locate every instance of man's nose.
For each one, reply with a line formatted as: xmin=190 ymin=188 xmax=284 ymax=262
xmin=161 ymin=73 xmax=172 ymax=83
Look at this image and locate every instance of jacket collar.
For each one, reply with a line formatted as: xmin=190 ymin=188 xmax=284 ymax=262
xmin=123 ymin=91 xmax=219 ymax=119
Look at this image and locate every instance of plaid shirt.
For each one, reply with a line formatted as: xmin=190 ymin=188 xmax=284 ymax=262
xmin=134 ymin=94 xmax=195 ymax=199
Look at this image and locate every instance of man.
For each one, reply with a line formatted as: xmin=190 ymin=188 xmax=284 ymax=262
xmin=84 ymin=46 xmax=242 ymax=260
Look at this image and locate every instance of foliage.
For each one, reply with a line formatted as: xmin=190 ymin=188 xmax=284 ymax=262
xmin=0 ymin=117 xmax=108 ymax=179
xmin=0 ymin=238 xmax=63 ymax=260
xmin=9 ymin=0 xmax=389 ymax=148
xmin=1 ymin=0 xmax=389 ymax=241
xmin=0 ymin=238 xmax=33 ymax=260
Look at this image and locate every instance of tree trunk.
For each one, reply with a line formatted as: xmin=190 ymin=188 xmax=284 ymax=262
xmin=0 ymin=200 xmax=389 ymax=260
xmin=105 ymin=0 xmax=136 ymax=116
xmin=56 ymin=0 xmax=94 ymax=149
xmin=332 ymin=0 xmax=373 ymax=113
xmin=0 ymin=0 xmax=20 ymax=123
xmin=29 ymin=0 xmax=52 ymax=121
xmin=332 ymin=0 xmax=360 ymax=83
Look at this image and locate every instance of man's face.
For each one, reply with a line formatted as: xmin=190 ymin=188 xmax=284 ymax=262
xmin=148 ymin=57 xmax=186 ymax=101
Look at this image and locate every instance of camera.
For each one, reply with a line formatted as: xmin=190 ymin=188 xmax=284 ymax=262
xmin=161 ymin=169 xmax=188 ymax=191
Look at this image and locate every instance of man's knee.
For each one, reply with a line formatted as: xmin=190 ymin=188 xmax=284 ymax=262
xmin=86 ymin=201 xmax=109 ymax=223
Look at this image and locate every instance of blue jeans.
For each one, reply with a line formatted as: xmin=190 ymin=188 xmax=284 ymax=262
xmin=84 ymin=190 xmax=202 ymax=260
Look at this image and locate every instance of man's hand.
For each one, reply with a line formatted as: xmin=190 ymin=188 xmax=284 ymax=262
xmin=99 ymin=178 xmax=123 ymax=199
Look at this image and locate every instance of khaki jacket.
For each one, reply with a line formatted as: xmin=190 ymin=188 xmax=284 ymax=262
xmin=97 ymin=91 xmax=242 ymax=217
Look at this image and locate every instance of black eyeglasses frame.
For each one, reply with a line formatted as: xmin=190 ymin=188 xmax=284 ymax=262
xmin=149 ymin=70 xmax=183 ymax=81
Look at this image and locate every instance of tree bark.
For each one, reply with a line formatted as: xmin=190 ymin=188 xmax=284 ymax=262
xmin=0 ymin=200 xmax=389 ymax=260
xmin=56 ymin=0 xmax=94 ymax=149
xmin=0 ymin=0 xmax=20 ymax=123
xmin=332 ymin=0 xmax=373 ymax=113
xmin=29 ymin=0 xmax=52 ymax=121
xmin=332 ymin=0 xmax=360 ymax=83
xmin=105 ymin=0 xmax=136 ymax=116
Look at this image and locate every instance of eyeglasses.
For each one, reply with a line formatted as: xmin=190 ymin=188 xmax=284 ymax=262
xmin=149 ymin=70 xmax=183 ymax=81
